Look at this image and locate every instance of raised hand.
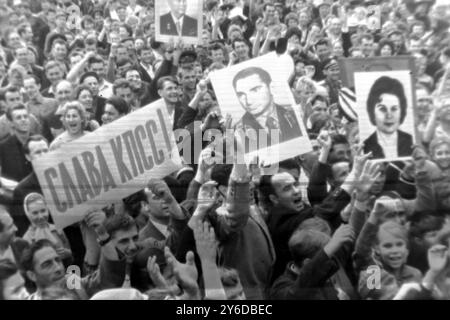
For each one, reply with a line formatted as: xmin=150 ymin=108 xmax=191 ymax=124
xmin=196 ymin=79 xmax=208 ymax=95
xmin=164 ymin=247 xmax=199 ymax=299
xmin=193 ymin=220 xmax=218 ymax=264
xmin=197 ymin=180 xmax=219 ymax=211
xmin=352 ymin=145 xmax=373 ymax=178
xmin=147 ymin=179 xmax=174 ymax=203
xmin=427 ymin=244 xmax=448 ymax=274
xmin=355 ymin=160 xmax=381 ymax=201
xmin=324 ymin=224 xmax=355 ymax=257
xmin=412 ymin=145 xmax=428 ymax=172
xmin=255 ymin=17 xmax=265 ymax=33
xmin=317 ymin=130 xmax=332 ymax=151
xmin=147 ymin=255 xmax=169 ymax=289
xmin=196 ymin=148 xmax=217 ymax=183
xmin=84 ymin=209 xmax=106 ymax=230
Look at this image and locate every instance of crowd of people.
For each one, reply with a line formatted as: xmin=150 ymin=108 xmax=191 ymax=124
xmin=1 ymin=0 xmax=450 ymax=300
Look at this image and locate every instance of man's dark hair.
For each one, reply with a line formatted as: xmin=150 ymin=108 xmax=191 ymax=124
xmin=157 ymin=76 xmax=178 ymax=90
xmin=6 ymin=104 xmax=27 ymax=122
xmin=366 ymin=76 xmax=407 ymax=126
xmin=330 ymin=134 xmax=349 ymax=149
xmin=310 ymin=94 xmax=329 ymax=107
xmin=113 ymin=79 xmax=132 ymax=94
xmin=125 ymin=68 xmax=142 ymax=79
xmin=279 ymin=158 xmax=299 ymax=172
xmin=231 ymin=37 xmax=249 ymax=50
xmin=0 ymin=259 xmax=18 ymax=300
xmin=52 ymin=38 xmax=67 ymax=49
xmin=88 ymin=55 xmax=105 ymax=67
xmin=116 ymin=58 xmax=132 ymax=68
xmin=232 ymin=67 xmax=272 ymax=90
xmin=137 ymin=46 xmax=152 ymax=56
xmin=103 ymin=213 xmax=137 ymax=238
xmin=120 ymin=36 xmax=134 ymax=44
xmin=20 ymin=239 xmax=56 ymax=272
xmin=23 ymin=135 xmax=48 ymax=155
xmin=79 ymin=71 xmax=99 ymax=85
xmin=209 ymin=42 xmax=224 ymax=53
xmin=105 ymin=96 xmax=130 ymax=115
xmin=258 ymin=175 xmax=276 ymax=208
xmin=210 ymin=164 xmax=233 ymax=188
xmin=314 ymin=38 xmax=330 ymax=49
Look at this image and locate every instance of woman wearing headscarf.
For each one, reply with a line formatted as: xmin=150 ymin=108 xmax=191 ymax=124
xmin=22 ymin=193 xmax=73 ymax=266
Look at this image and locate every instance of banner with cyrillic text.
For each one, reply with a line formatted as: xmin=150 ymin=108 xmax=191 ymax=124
xmin=33 ymin=99 xmax=182 ymax=229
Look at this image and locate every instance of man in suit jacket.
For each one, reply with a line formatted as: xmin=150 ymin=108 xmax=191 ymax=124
xmin=159 ymin=0 xmax=198 ymax=38
xmin=0 ymin=105 xmax=33 ymax=183
xmin=232 ymin=66 xmax=303 ymax=149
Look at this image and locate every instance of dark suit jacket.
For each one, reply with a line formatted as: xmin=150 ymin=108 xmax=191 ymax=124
xmin=237 ymin=104 xmax=303 ymax=148
xmin=0 ymin=135 xmax=32 ymax=182
xmin=363 ymin=129 xmax=413 ymax=160
xmin=159 ymin=12 xmax=198 ymax=37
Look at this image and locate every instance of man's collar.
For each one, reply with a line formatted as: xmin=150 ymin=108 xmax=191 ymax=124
xmin=171 ymin=13 xmax=184 ymax=24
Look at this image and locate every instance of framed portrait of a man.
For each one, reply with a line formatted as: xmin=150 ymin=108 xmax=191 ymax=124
xmin=355 ymin=70 xmax=417 ymax=162
xmin=155 ymin=0 xmax=203 ymax=45
xmin=209 ymin=53 xmax=312 ymax=164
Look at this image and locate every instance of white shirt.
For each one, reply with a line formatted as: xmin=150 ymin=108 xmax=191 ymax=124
xmin=140 ymin=62 xmax=154 ymax=80
xmin=98 ymin=80 xmax=113 ymax=99
xmin=150 ymin=219 xmax=169 ymax=238
xmin=376 ymin=130 xmax=398 ymax=159
xmin=170 ymin=13 xmax=184 ymax=35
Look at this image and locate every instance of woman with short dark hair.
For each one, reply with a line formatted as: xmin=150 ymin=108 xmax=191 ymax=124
xmin=363 ymin=76 xmax=413 ymax=159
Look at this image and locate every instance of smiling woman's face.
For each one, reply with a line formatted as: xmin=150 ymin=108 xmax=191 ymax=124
xmin=374 ymin=93 xmax=401 ymax=134
xmin=64 ymin=108 xmax=83 ymax=135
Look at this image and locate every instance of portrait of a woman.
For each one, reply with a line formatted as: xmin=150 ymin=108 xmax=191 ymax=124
xmin=363 ymin=76 xmax=413 ymax=159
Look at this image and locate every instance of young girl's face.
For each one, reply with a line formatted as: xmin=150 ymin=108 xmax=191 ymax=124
xmin=28 ymin=200 xmax=49 ymax=228
xmin=433 ymin=143 xmax=450 ymax=170
xmin=377 ymin=229 xmax=409 ymax=270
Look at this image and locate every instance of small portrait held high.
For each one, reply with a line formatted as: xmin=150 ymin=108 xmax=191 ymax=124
xmin=355 ymin=71 xmax=416 ymax=161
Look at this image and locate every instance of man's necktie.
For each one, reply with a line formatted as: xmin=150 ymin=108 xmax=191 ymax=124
xmin=176 ymin=20 xmax=181 ymax=35
xmin=266 ymin=116 xmax=279 ymax=144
